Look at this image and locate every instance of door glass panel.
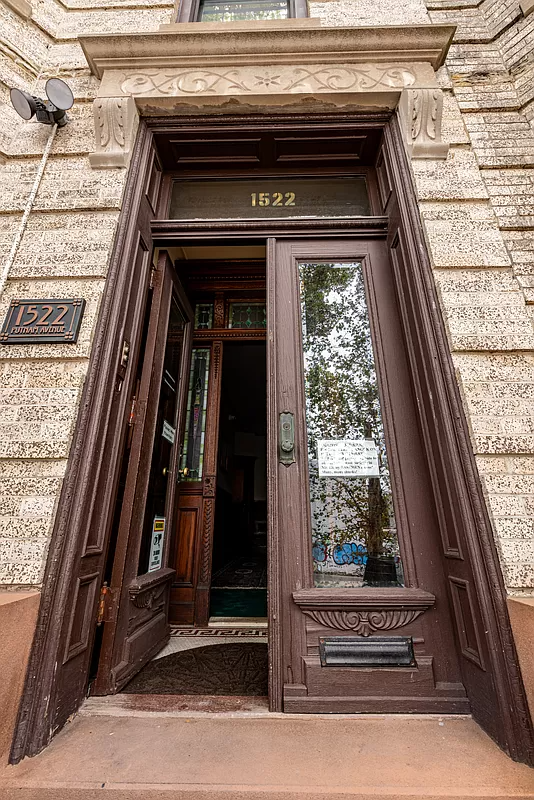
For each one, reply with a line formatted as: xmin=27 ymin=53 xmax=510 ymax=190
xmin=299 ymin=261 xmax=403 ymax=588
xmin=138 ymin=296 xmax=186 ymax=575
xmin=179 ymin=348 xmax=210 ymax=482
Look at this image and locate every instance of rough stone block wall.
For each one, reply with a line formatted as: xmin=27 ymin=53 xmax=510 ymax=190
xmin=0 ymin=0 xmax=533 ymax=598
xmin=422 ymin=0 xmax=534 ymax=595
xmin=0 ymin=0 xmax=140 ymax=585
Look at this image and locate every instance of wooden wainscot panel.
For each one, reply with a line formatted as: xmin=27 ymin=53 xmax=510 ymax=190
xmin=170 ymin=489 xmax=203 ymax=624
xmin=302 ymin=654 xmax=437 ymax=697
xmin=174 ymin=505 xmax=199 ymax=584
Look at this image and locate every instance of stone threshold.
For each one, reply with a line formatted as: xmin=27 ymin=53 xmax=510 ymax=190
xmin=2 ymin=708 xmax=533 ymax=799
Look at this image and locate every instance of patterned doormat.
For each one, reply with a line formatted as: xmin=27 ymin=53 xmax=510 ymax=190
xmin=122 ymin=643 xmax=268 ymax=696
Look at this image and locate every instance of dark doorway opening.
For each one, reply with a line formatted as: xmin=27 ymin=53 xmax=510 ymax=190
xmin=120 ymin=340 xmax=269 ymax=699
xmin=210 ymin=342 xmax=268 ymax=620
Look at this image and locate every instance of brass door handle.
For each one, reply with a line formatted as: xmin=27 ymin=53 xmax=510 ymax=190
xmin=178 ymin=467 xmax=190 ymax=478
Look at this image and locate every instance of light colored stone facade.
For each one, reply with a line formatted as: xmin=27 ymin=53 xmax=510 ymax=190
xmin=0 ymin=0 xmax=533 ymax=602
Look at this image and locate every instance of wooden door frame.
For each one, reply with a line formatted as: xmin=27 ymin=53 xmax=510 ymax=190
xmin=10 ymin=113 xmax=534 ymax=765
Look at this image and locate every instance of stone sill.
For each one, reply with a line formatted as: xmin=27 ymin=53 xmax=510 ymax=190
xmin=159 ymin=17 xmax=321 ymax=32
xmin=0 ymin=591 xmax=39 ymax=607
xmin=80 ymin=23 xmax=456 ymax=78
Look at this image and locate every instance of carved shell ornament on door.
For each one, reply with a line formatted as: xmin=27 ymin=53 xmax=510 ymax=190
xmin=302 ymin=608 xmax=424 ymax=637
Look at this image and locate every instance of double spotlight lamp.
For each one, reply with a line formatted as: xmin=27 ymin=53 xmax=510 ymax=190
xmin=10 ymin=77 xmax=74 ymax=128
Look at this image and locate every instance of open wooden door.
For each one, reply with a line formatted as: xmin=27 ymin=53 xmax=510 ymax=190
xmin=269 ymin=238 xmax=469 ymax=713
xmin=93 ymin=251 xmax=193 ymax=694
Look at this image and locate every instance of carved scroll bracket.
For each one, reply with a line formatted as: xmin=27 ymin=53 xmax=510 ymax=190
xmin=398 ymin=87 xmax=449 ymax=160
xmin=89 ymin=95 xmax=139 ymax=169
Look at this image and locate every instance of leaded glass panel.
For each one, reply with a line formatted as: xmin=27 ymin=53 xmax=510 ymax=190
xmin=179 ymin=349 xmax=210 ymax=482
xmin=195 ymin=303 xmax=213 ymax=330
xmin=299 ymin=261 xmax=403 ymax=588
xmin=228 ymin=303 xmax=266 ymax=330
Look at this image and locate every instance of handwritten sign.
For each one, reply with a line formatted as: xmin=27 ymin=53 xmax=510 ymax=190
xmin=148 ymin=517 xmax=166 ymax=572
xmin=0 ymin=299 xmax=85 ymax=344
xmin=318 ymin=439 xmax=380 ymax=478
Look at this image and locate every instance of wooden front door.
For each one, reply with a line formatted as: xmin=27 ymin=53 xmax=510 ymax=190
xmin=268 ymin=238 xmax=471 ymax=712
xmin=93 ymin=251 xmax=193 ymax=694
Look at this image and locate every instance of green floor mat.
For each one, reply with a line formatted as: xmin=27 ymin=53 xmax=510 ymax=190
xmin=210 ymin=588 xmax=267 ymax=617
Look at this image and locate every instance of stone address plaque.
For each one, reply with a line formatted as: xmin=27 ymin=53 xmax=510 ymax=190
xmin=0 ymin=299 xmax=86 ymax=344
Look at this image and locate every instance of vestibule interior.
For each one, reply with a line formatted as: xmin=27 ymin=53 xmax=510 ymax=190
xmin=210 ymin=342 xmax=267 ymax=620
xmin=166 ymin=244 xmax=268 ymax=631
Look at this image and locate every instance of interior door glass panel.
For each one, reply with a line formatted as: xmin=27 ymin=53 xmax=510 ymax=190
xmin=228 ymin=302 xmax=266 ymax=329
xmin=194 ymin=303 xmax=213 ymax=330
xmin=179 ymin=348 xmax=211 ymax=481
xmin=137 ymin=296 xmax=186 ymax=575
xmin=169 ymin=178 xmax=370 ymax=220
xmin=298 ymin=261 xmax=403 ymax=588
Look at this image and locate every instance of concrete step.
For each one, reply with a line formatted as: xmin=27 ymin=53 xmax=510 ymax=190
xmin=1 ymin=700 xmax=533 ymax=799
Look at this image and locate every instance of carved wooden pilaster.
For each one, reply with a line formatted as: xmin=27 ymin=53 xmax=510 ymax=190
xmin=89 ymin=96 xmax=139 ymax=169
xmin=398 ymin=87 xmax=449 ymax=160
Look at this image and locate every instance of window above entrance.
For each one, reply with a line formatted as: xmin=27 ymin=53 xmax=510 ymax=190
xmin=176 ymin=0 xmax=307 ymax=22
xmin=198 ymin=0 xmax=288 ymax=22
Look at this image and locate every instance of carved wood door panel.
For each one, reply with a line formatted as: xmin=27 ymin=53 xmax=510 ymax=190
xmin=268 ymin=238 xmax=469 ymax=714
xmin=93 ymin=251 xmax=193 ymax=694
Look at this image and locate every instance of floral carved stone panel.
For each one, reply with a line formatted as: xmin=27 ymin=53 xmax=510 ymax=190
xmin=117 ymin=64 xmax=419 ymax=97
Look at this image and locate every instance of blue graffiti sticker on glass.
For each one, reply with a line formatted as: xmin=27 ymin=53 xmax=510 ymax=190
xmin=333 ymin=542 xmax=368 ymax=566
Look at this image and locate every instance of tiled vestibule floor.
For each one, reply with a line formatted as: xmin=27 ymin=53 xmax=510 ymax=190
xmin=153 ymin=625 xmax=267 ymax=660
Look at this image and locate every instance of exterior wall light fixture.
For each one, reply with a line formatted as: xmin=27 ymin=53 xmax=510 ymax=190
xmin=10 ymin=78 xmax=74 ymax=128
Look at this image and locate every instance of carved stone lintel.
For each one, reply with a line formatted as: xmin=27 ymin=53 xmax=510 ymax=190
xmin=398 ymin=87 xmax=449 ymax=160
xmin=89 ymin=96 xmax=139 ymax=170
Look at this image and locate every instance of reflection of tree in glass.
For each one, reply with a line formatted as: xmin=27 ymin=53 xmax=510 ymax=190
xmin=300 ymin=263 xmax=401 ymax=584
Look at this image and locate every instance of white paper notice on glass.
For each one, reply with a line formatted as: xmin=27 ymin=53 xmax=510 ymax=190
xmin=148 ymin=516 xmax=165 ymax=572
xmin=162 ymin=420 xmax=175 ymax=444
xmin=317 ymin=439 xmax=380 ymax=478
